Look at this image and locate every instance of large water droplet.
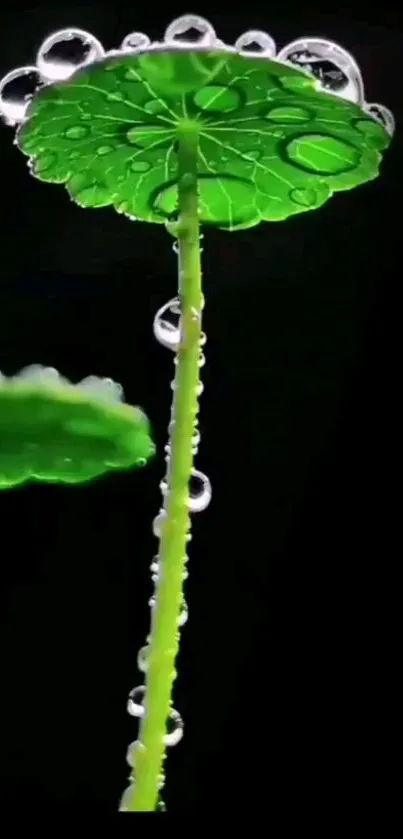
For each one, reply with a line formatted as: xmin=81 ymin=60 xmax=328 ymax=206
xmin=163 ymin=708 xmax=184 ymax=746
xmin=127 ymin=685 xmax=145 ymax=718
xmin=234 ymin=30 xmax=276 ymax=58
xmin=121 ymin=32 xmax=151 ymax=51
xmin=188 ymin=470 xmax=212 ymax=512
xmin=364 ymin=103 xmax=395 ymax=137
xmin=119 ymin=782 xmax=136 ymax=811
xmin=126 ymin=738 xmax=143 ymax=767
xmin=285 ymin=134 xmax=360 ymax=175
xmin=0 ymin=66 xmax=44 ymax=125
xmin=36 ymin=28 xmax=104 ymax=82
xmin=164 ymin=15 xmax=216 ymax=48
xmin=277 ymin=38 xmax=364 ymax=104
xmin=153 ymin=298 xmax=181 ymax=351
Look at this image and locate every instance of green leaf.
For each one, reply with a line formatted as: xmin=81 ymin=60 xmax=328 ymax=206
xmin=0 ymin=370 xmax=155 ymax=489
xmin=17 ymin=49 xmax=391 ymax=229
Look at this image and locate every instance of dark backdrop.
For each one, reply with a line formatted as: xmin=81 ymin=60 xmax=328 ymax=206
xmin=0 ymin=2 xmax=400 ymax=820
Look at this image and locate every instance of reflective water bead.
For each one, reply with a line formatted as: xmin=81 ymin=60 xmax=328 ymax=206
xmin=164 ymin=15 xmax=216 ymax=48
xmin=163 ymin=708 xmax=184 ymax=746
xmin=234 ymin=30 xmax=276 ymax=58
xmin=126 ymin=738 xmax=143 ymax=767
xmin=153 ymin=298 xmax=181 ymax=351
xmin=127 ymin=685 xmax=145 ymax=718
xmin=121 ymin=32 xmax=151 ymax=51
xmin=0 ymin=66 xmax=43 ymax=125
xmin=365 ymin=103 xmax=395 ymax=136
xmin=137 ymin=645 xmax=150 ymax=673
xmin=152 ymin=510 xmax=167 ymax=538
xmin=78 ymin=375 xmax=123 ymax=402
xmin=119 ymin=782 xmax=136 ymax=811
xmin=36 ymin=28 xmax=105 ymax=82
xmin=188 ymin=469 xmax=212 ymax=513
xmin=277 ymin=38 xmax=364 ymax=104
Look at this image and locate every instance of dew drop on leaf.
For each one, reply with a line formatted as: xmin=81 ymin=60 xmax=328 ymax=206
xmin=65 ymin=125 xmax=89 ymax=140
xmin=0 ymin=66 xmax=44 ymax=125
xmin=130 ymin=160 xmax=151 ymax=172
xmin=36 ymin=28 xmax=105 ymax=82
xmin=193 ymin=85 xmax=241 ymax=114
xmin=96 ymin=145 xmax=114 ymax=156
xmin=285 ymin=134 xmax=360 ymax=175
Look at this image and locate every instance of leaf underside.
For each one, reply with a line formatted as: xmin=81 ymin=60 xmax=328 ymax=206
xmin=0 ymin=384 xmax=154 ymax=488
xmin=17 ymin=48 xmax=390 ymax=229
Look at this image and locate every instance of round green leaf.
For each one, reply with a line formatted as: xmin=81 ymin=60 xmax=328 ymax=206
xmin=0 ymin=367 xmax=155 ymax=489
xmin=17 ymin=48 xmax=391 ymax=229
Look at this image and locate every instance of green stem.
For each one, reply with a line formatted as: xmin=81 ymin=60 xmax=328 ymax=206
xmin=128 ymin=123 xmax=202 ymax=812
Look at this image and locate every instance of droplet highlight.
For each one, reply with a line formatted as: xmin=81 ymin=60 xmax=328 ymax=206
xmin=36 ymin=28 xmax=105 ymax=82
xmin=153 ymin=298 xmax=181 ymax=351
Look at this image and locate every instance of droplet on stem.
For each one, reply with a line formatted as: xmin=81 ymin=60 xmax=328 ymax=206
xmin=153 ymin=298 xmax=181 ymax=351
xmin=127 ymin=685 xmax=145 ymax=718
xmin=188 ymin=469 xmax=212 ymax=512
xmin=121 ymin=32 xmax=151 ymax=51
xmin=163 ymin=708 xmax=184 ymax=746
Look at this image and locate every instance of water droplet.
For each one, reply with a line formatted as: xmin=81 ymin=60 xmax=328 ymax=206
xmin=126 ymin=739 xmax=143 ymax=767
xmin=0 ymin=66 xmax=44 ymax=125
xmin=96 ymin=145 xmax=113 ymax=155
xmin=78 ymin=375 xmax=123 ymax=401
xmin=193 ymin=85 xmax=241 ymax=114
xmin=164 ymin=14 xmax=216 ymax=48
xmin=188 ymin=470 xmax=212 ymax=512
xmin=34 ymin=153 xmax=57 ymax=174
xmin=148 ymin=595 xmax=188 ymax=626
xmin=285 ymin=134 xmax=360 ymax=175
xmin=137 ymin=645 xmax=149 ymax=673
xmin=65 ymin=125 xmax=89 ymax=140
xmin=266 ymin=105 xmax=312 ymax=122
xmin=121 ymin=32 xmax=151 ymax=51
xmin=178 ymin=601 xmax=188 ymax=627
xmin=163 ymin=708 xmax=184 ymax=746
xmin=364 ymin=103 xmax=395 ymax=137
xmin=289 ymin=187 xmax=319 ymax=207
xmin=246 ymin=149 xmax=262 ymax=160
xmin=119 ymin=782 xmax=136 ymax=811
xmin=234 ymin=30 xmax=276 ymax=58
xmin=277 ymin=38 xmax=364 ymax=104
xmin=152 ymin=510 xmax=167 ymax=538
xmin=130 ymin=160 xmax=151 ymax=172
xmin=127 ymin=685 xmax=145 ymax=718
xmin=144 ymin=99 xmax=169 ymax=115
xmin=15 ymin=364 xmax=60 ymax=386
xmin=36 ymin=28 xmax=104 ymax=82
xmin=153 ymin=298 xmax=181 ymax=351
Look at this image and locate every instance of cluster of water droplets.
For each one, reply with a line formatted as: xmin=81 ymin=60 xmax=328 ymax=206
xmin=0 ymin=363 xmax=125 ymax=403
xmin=0 ymin=14 xmax=394 ymax=137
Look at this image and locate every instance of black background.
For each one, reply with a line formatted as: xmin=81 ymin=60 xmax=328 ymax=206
xmin=0 ymin=2 xmax=400 ymax=819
